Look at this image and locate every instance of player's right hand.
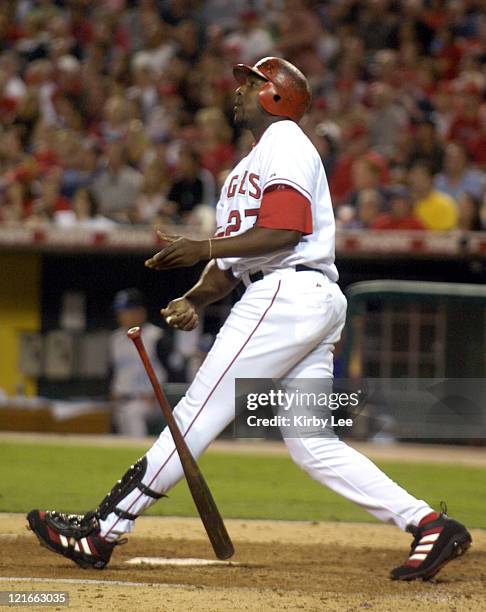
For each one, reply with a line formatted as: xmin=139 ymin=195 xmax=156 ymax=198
xmin=161 ymin=297 xmax=199 ymax=331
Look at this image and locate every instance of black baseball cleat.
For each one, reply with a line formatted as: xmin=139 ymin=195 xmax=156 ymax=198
xmin=27 ymin=510 xmax=126 ymax=569
xmin=391 ymin=511 xmax=472 ymax=581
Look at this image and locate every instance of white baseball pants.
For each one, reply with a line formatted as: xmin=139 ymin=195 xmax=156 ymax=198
xmin=100 ymin=269 xmax=432 ymax=540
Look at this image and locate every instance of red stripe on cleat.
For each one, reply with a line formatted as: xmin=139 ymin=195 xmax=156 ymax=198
xmin=419 ymin=512 xmax=440 ymax=527
xmin=405 ymin=560 xmax=423 ymax=567
xmin=421 ymin=527 xmax=443 ymax=536
xmin=86 ymin=537 xmax=97 ymax=556
xmin=46 ymin=526 xmax=60 ymax=543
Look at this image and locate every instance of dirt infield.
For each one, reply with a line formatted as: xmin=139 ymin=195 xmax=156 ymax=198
xmin=1 ymin=514 xmax=485 ymax=611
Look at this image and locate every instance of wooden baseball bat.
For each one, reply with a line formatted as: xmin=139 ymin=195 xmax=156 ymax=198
xmin=127 ymin=326 xmax=234 ymax=560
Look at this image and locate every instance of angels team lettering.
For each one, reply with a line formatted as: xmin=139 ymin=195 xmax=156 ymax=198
xmin=227 ymin=173 xmax=261 ymax=199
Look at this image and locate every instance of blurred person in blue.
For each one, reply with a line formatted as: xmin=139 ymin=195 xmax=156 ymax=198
xmin=109 ymin=288 xmax=167 ymax=437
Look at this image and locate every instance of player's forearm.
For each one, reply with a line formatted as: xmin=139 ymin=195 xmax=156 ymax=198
xmin=210 ymin=226 xmax=301 ymax=259
xmin=184 ymin=260 xmax=240 ymax=308
xmin=145 ymin=227 xmax=302 ymax=272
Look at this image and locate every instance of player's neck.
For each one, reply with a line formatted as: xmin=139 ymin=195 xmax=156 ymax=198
xmin=250 ymin=117 xmax=287 ymax=142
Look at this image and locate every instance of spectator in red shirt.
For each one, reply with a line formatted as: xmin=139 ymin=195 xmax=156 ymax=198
xmin=345 ymin=155 xmax=389 ymax=209
xmin=447 ymin=84 xmax=482 ymax=150
xmin=432 ymin=26 xmax=463 ymax=80
xmin=468 ymin=107 xmax=486 ymax=170
xmin=372 ymin=186 xmax=425 ymax=230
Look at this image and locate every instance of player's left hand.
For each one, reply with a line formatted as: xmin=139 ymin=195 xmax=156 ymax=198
xmin=145 ymin=231 xmax=209 ymax=270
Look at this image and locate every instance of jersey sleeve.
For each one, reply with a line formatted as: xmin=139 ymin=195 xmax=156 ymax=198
xmin=259 ymin=123 xmax=317 ymax=202
xmin=256 ymin=185 xmax=312 ymax=234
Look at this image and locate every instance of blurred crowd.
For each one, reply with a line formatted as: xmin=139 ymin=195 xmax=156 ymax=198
xmin=1 ymin=0 xmax=486 ymax=233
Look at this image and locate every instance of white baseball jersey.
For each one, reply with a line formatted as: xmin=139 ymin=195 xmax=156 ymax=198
xmin=215 ymin=120 xmax=338 ymax=282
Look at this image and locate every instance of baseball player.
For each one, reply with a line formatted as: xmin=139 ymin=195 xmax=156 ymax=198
xmin=27 ymin=58 xmax=471 ymax=581
xmin=110 ymin=288 xmax=166 ymax=437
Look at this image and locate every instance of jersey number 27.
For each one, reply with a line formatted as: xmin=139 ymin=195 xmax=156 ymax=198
xmin=216 ymin=208 xmax=259 ymax=237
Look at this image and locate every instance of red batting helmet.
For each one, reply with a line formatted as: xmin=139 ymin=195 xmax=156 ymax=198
xmin=233 ymin=57 xmax=311 ymax=123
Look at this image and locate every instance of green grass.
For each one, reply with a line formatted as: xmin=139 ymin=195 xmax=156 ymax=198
xmin=1 ymin=442 xmax=485 ymax=528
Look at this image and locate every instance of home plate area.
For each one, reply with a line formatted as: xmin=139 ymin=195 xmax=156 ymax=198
xmin=1 ymin=515 xmax=485 ymax=611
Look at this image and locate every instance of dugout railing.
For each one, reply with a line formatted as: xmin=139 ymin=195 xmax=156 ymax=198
xmin=340 ymin=280 xmax=486 ymax=443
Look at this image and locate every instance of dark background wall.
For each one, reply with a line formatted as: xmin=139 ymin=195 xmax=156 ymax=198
xmin=40 ymin=254 xmax=205 ymax=332
xmin=40 ymin=253 xmax=486 ymax=333
xmin=37 ymin=252 xmax=486 ymax=398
